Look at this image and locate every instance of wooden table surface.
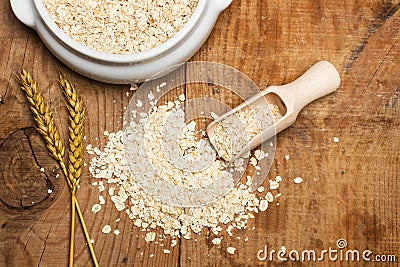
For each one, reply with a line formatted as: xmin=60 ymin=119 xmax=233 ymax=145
xmin=1 ymin=0 xmax=399 ymax=266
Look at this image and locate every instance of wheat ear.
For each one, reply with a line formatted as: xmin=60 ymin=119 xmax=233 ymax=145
xmin=59 ymin=73 xmax=85 ymax=193
xmin=59 ymin=73 xmax=99 ymax=267
xmin=19 ymin=70 xmax=98 ymax=267
xmin=19 ymin=69 xmax=78 ymax=265
xmin=19 ymin=70 xmax=71 ymax=187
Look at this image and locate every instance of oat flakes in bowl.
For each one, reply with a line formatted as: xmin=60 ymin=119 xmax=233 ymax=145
xmin=42 ymin=0 xmax=199 ymax=55
xmin=10 ymin=0 xmax=233 ymax=83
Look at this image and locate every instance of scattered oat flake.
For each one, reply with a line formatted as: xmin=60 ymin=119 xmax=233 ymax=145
xmin=136 ymin=100 xmax=143 ymax=108
xmin=99 ymin=195 xmax=105 ymax=205
xmin=254 ymin=150 xmax=264 ymax=160
xmin=178 ymin=94 xmax=186 ymax=101
xmin=171 ymin=240 xmax=177 ymax=247
xmin=285 ymin=155 xmax=290 ymax=160
xmin=40 ymin=167 xmax=45 ymax=172
xmin=92 ymin=204 xmax=102 ymax=213
xmin=114 ymin=229 xmax=120 ymax=236
xmin=250 ymin=157 xmax=257 ymax=166
xmin=108 ymin=187 xmax=115 ymax=196
xmin=265 ymin=192 xmax=274 ymax=202
xmin=130 ymin=84 xmax=138 ymax=91
xmin=210 ymin=112 xmax=219 ymax=120
xmin=47 ymin=189 xmax=53 ymax=194
xmin=163 ymin=249 xmax=171 ymax=254
xmin=269 ymin=180 xmax=279 ymax=190
xmin=259 ymin=200 xmax=269 ymax=211
xmin=148 ymin=92 xmax=154 ymax=101
xmin=257 ymin=186 xmax=265 ymax=193
xmin=212 ymin=237 xmax=222 ymax=245
xmin=98 ymin=184 xmax=105 ymax=192
xmin=227 ymin=247 xmax=236 ymax=255
xmin=294 ymin=177 xmax=303 ymax=184
xmin=93 ymin=147 xmax=102 ymax=155
xmin=102 ymin=225 xmax=111 ymax=234
xmin=333 ymin=137 xmax=339 ymax=143
xmin=145 ymin=232 xmax=156 ymax=242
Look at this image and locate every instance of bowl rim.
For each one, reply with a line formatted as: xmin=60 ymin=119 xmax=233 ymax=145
xmin=33 ymin=0 xmax=207 ymax=63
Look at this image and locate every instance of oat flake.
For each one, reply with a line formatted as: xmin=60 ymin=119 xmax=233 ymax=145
xmin=91 ymin=203 xmax=102 ymax=213
xmin=294 ymin=177 xmax=303 ymax=184
xmin=212 ymin=237 xmax=222 ymax=245
xmin=227 ymin=247 xmax=236 ymax=255
xmin=102 ymin=225 xmax=112 ymax=234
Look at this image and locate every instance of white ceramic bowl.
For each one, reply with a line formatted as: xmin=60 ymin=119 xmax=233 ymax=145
xmin=10 ymin=0 xmax=232 ymax=84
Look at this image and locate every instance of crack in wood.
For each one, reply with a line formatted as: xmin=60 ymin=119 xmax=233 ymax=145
xmin=23 ymin=223 xmax=37 ymax=252
xmin=344 ymin=3 xmax=400 ymax=72
xmin=364 ymin=43 xmax=395 ymax=90
xmin=24 ymin=128 xmax=54 ymax=194
xmin=376 ymin=2 xmax=400 ymax=23
xmin=1 ymin=71 xmax=16 ymax=106
xmin=37 ymin=227 xmax=52 ymax=267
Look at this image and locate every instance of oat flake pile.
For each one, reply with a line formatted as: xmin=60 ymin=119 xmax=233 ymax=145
xmin=43 ymin=0 xmax=198 ymax=54
xmin=87 ymin=83 xmax=285 ymax=245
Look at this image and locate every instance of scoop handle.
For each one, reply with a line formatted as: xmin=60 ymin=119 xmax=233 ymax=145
xmin=241 ymin=60 xmax=340 ymax=156
xmin=274 ymin=61 xmax=341 ymax=116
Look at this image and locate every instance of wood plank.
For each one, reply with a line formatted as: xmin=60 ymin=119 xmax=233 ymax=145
xmin=0 ymin=0 xmax=399 ymax=266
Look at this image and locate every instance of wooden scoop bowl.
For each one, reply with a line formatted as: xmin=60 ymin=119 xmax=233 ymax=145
xmin=207 ymin=61 xmax=341 ymax=162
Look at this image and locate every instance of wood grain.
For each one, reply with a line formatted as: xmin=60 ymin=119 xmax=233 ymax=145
xmin=1 ymin=0 xmax=399 ymax=266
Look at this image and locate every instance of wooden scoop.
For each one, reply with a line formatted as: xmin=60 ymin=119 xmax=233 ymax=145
xmin=207 ymin=61 xmax=341 ymax=162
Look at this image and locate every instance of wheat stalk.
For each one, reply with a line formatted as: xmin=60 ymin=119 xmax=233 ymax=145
xmin=58 ymin=73 xmax=99 ymax=267
xmin=19 ymin=70 xmax=98 ymax=267
xmin=59 ymin=73 xmax=84 ymax=267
